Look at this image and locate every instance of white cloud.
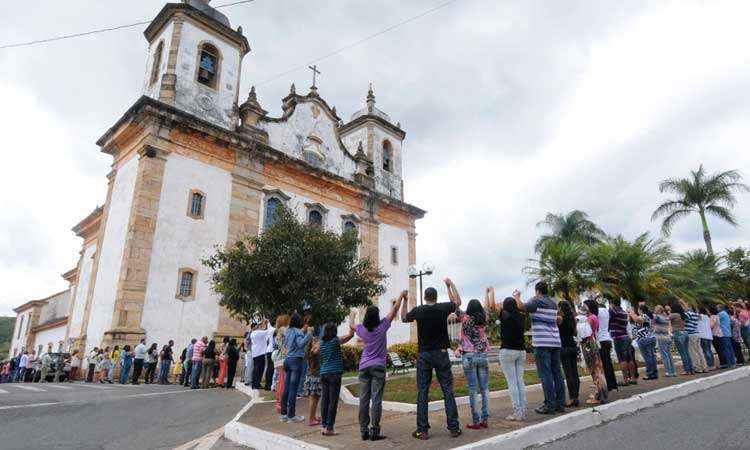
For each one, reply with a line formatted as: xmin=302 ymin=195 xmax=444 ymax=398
xmin=1 ymin=0 xmax=749 ymax=315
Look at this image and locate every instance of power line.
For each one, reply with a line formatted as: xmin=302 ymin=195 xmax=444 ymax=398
xmin=256 ymin=0 xmax=459 ymax=86
xmin=0 ymin=0 xmax=258 ymax=50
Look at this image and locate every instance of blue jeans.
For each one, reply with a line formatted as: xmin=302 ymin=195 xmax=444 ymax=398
xmin=244 ymin=355 xmax=253 ymax=386
xmin=499 ymin=349 xmax=527 ymax=416
xmin=119 ymin=360 xmax=132 ymax=384
xmin=533 ymin=347 xmax=565 ymax=410
xmin=672 ymin=331 xmax=693 ymax=373
xmin=190 ymin=360 xmax=203 ymax=388
xmin=719 ymin=337 xmax=736 ymax=368
xmin=461 ymin=352 xmax=489 ymax=424
xmin=297 ymin=360 xmax=308 ymax=396
xmin=158 ymin=360 xmax=171 ymax=384
xmin=416 ymin=350 xmax=459 ymax=433
xmin=700 ymin=339 xmax=715 ymax=368
xmin=281 ymin=357 xmax=304 ymax=418
xmin=638 ymin=337 xmax=658 ymax=378
xmin=657 ymin=337 xmax=676 ymax=376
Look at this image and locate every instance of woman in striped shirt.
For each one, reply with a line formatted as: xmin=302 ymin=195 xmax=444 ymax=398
xmin=319 ymin=314 xmax=356 ymax=436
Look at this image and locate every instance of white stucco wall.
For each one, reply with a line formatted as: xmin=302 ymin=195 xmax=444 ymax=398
xmin=10 ymin=311 xmax=30 ymax=356
xmin=340 ymin=123 xmax=404 ymax=200
xmin=142 ymin=22 xmax=173 ymax=99
xmin=378 ymin=223 xmax=411 ymax=344
xmin=67 ymin=243 xmax=96 ymax=340
xmin=173 ymin=20 xmax=241 ymax=130
xmin=33 ymin=325 xmax=68 ymax=353
xmin=85 ymin=156 xmax=139 ymax=352
xmin=141 ymin=153 xmax=232 ymax=352
xmin=259 ymin=102 xmax=357 ymax=179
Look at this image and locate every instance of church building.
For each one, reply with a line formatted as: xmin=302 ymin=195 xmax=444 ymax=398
xmin=10 ymin=0 xmax=425 ymax=356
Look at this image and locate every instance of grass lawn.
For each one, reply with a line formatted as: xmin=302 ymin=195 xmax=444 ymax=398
xmin=347 ymin=369 xmax=542 ymax=403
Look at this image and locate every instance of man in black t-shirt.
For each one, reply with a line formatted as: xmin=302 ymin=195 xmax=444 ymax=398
xmin=401 ymin=279 xmax=461 ymax=440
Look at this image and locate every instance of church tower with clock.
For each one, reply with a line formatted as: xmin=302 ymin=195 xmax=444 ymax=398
xmin=38 ymin=0 xmax=426 ymax=356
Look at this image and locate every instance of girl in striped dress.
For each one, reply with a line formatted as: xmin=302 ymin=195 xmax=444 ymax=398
xmin=319 ymin=313 xmax=356 ymax=436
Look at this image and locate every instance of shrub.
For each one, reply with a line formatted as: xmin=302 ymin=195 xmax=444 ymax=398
xmin=387 ymin=342 xmax=418 ymax=367
xmin=341 ymin=345 xmax=363 ymax=372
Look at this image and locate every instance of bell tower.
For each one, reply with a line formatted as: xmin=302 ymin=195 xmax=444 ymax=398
xmin=141 ymin=0 xmax=250 ymax=130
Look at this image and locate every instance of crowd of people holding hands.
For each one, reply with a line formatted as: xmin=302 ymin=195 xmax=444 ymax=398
xmin=3 ymin=280 xmax=750 ymax=443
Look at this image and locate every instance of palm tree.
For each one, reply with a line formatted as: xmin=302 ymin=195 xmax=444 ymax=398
xmin=661 ymin=250 xmax=722 ymax=306
xmin=525 ymin=241 xmax=589 ymax=302
xmin=652 ymin=165 xmax=749 ymax=255
xmin=535 ymin=210 xmax=606 ymax=254
xmin=587 ymin=233 xmax=672 ymax=303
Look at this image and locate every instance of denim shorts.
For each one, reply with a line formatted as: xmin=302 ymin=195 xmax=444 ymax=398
xmin=613 ymin=338 xmax=635 ymax=362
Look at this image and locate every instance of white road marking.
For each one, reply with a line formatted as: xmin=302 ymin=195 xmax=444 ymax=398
xmin=0 ymin=388 xmax=197 ymax=411
xmin=76 ymin=384 xmax=114 ymax=389
xmin=14 ymin=385 xmax=45 ymax=392
xmin=43 ymin=384 xmax=72 ymax=390
xmin=0 ymin=388 xmax=8 ymax=394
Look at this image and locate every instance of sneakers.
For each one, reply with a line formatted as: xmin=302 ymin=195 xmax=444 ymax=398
xmin=480 ymin=421 xmax=488 ymax=428
xmin=370 ymin=433 xmax=387 ymax=441
xmin=361 ymin=430 xmax=370 ymax=441
xmin=466 ymin=423 xmax=482 ymax=430
xmin=288 ymin=415 xmax=305 ymax=423
xmin=412 ymin=430 xmax=429 ymax=440
xmin=534 ymin=405 xmax=555 ymax=415
xmin=279 ymin=415 xmax=288 ymax=423
xmin=449 ymin=428 xmax=462 ymax=438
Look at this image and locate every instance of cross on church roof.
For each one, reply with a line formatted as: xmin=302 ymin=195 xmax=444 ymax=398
xmin=308 ymin=64 xmax=321 ymax=91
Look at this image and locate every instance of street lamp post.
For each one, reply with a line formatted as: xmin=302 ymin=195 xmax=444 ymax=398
xmin=408 ymin=262 xmax=435 ymax=306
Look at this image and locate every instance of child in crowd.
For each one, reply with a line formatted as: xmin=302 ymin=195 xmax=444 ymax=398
xmin=304 ymin=336 xmax=322 ymax=427
xmin=319 ymin=312 xmax=356 ymax=436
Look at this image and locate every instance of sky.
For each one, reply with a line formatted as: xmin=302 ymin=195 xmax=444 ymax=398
xmin=1 ymin=0 xmax=749 ymax=316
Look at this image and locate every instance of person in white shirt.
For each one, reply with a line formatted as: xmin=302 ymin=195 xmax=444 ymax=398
xmin=243 ymin=326 xmax=253 ymax=387
xmin=131 ymin=339 xmax=148 ymax=385
xmin=250 ymin=320 xmax=272 ymax=389
xmin=263 ymin=324 xmax=275 ymax=391
xmin=697 ymin=307 xmax=715 ymax=370
xmin=18 ymin=351 xmax=29 ymax=382
xmin=595 ymin=300 xmax=618 ymax=391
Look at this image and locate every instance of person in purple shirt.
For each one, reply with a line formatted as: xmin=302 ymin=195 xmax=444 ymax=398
xmin=352 ymin=291 xmax=406 ymax=442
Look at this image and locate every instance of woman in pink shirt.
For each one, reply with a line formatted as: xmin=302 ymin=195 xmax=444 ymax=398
xmin=449 ymin=279 xmax=491 ymax=430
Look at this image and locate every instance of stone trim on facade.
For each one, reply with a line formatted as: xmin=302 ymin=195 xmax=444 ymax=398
xmin=102 ymin=146 xmax=169 ymax=348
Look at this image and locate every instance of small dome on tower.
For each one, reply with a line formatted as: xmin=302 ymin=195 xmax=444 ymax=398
xmin=183 ymin=0 xmax=231 ymax=27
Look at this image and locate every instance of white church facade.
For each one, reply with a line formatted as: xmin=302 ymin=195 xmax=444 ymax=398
xmin=10 ymin=0 xmax=424 ymax=356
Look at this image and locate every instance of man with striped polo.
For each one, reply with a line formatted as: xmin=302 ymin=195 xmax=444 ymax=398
xmin=514 ymin=281 xmax=566 ymax=415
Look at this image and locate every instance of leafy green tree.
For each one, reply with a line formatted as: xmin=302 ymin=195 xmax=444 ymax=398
xmin=720 ymin=247 xmax=750 ymax=300
xmin=203 ymin=206 xmax=386 ymax=327
xmin=652 ymin=164 xmax=748 ymax=255
xmin=526 ymin=241 xmax=589 ymax=302
xmin=534 ymin=210 xmax=606 ymax=254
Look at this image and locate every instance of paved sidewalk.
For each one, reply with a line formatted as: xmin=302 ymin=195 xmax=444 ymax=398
xmin=238 ymin=364 xmax=727 ymax=449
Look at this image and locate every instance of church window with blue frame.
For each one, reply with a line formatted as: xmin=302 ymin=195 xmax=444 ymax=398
xmin=197 ymin=44 xmax=219 ymax=88
xmin=264 ymin=197 xmax=282 ymax=229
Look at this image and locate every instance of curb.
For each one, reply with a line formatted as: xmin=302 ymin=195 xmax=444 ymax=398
xmin=224 ymin=384 xmax=329 ymax=450
xmin=454 ymin=365 xmax=750 ymax=449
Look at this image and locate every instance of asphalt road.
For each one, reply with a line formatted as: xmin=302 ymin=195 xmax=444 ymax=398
xmin=544 ymin=376 xmax=750 ymax=450
xmin=0 ymin=381 xmax=249 ymax=450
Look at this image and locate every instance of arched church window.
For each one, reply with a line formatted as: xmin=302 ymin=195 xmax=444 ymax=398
xmin=308 ymin=209 xmax=323 ymax=228
xmin=197 ymin=43 xmax=220 ymax=89
xmin=382 ymin=140 xmax=393 ymax=172
xmin=264 ymin=197 xmax=282 ymax=229
xmin=343 ymin=221 xmax=357 ymax=235
xmin=187 ymin=190 xmax=205 ymax=220
xmin=176 ymin=268 xmax=196 ymax=300
xmin=150 ymin=41 xmax=164 ymax=86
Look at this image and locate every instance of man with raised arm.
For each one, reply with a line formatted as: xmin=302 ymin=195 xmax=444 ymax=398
xmin=514 ymin=281 xmax=566 ymax=415
xmin=401 ymin=279 xmax=461 ymax=440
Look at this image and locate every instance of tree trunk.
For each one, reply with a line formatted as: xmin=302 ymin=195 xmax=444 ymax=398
xmin=699 ymin=209 xmax=713 ymax=256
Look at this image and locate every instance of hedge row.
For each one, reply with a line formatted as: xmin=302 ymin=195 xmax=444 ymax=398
xmin=340 ymin=342 xmax=420 ymax=372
